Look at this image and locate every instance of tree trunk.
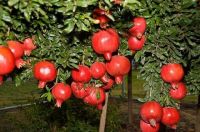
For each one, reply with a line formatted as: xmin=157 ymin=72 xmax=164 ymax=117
xmin=127 ymin=57 xmax=133 ymax=131
xmin=198 ymin=94 xmax=200 ymax=107
xmin=99 ymin=92 xmax=109 ymax=132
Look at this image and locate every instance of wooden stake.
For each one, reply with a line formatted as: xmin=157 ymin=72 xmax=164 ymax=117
xmin=99 ymin=92 xmax=109 ymax=132
xmin=128 ymin=57 xmax=133 ymax=131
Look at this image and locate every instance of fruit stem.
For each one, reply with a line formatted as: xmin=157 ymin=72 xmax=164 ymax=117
xmin=55 ymin=68 xmax=60 ymax=84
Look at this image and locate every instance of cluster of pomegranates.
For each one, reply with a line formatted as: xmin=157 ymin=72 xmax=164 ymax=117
xmin=140 ymin=63 xmax=186 ymax=132
xmin=140 ymin=101 xmax=181 ymax=132
xmin=0 ymin=37 xmax=36 ymax=85
xmin=161 ymin=63 xmax=187 ymax=100
xmin=128 ymin=17 xmax=146 ymax=53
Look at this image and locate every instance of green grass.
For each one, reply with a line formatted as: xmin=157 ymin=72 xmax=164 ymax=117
xmin=110 ymin=70 xmax=145 ymax=99
xmin=0 ymin=79 xmax=40 ymax=107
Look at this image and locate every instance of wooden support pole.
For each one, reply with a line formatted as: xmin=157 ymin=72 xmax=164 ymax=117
xmin=99 ymin=92 xmax=109 ymax=132
xmin=128 ymin=57 xmax=133 ymax=131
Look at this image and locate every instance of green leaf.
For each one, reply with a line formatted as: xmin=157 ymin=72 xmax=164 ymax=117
xmin=64 ymin=19 xmax=75 ymax=33
xmin=8 ymin=0 xmax=19 ymax=6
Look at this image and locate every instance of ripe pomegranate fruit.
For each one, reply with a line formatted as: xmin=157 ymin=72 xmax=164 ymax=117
xmin=169 ymin=82 xmax=187 ymax=100
xmin=101 ymin=79 xmax=114 ymax=90
xmin=106 ymin=55 xmax=130 ymax=84
xmin=0 ymin=46 xmax=15 ymax=75
xmin=52 ymin=83 xmax=72 ymax=107
xmin=23 ymin=38 xmax=36 ymax=56
xmin=129 ymin=17 xmax=146 ymax=39
xmin=140 ymin=101 xmax=163 ymax=127
xmin=93 ymin=8 xmax=110 ymax=26
xmin=161 ymin=63 xmax=184 ymax=83
xmin=0 ymin=76 xmax=3 ymax=85
xmin=71 ymin=65 xmax=91 ymax=83
xmin=90 ymin=62 xmax=106 ymax=79
xmin=100 ymin=74 xmax=110 ymax=83
xmin=71 ymin=81 xmax=91 ymax=99
xmin=92 ymin=28 xmax=119 ymax=60
xmin=140 ymin=120 xmax=160 ymax=132
xmin=161 ymin=107 xmax=180 ymax=129
xmin=113 ymin=0 xmax=122 ymax=5
xmin=33 ymin=61 xmax=57 ymax=88
xmin=96 ymin=103 xmax=103 ymax=110
xmin=83 ymin=87 xmax=105 ymax=106
xmin=128 ymin=35 xmax=146 ymax=51
xmin=7 ymin=40 xmax=26 ymax=69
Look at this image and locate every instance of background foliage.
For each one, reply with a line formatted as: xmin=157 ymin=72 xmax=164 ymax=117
xmin=0 ymin=0 xmax=199 ymax=108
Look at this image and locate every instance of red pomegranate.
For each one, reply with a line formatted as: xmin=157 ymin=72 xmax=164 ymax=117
xmin=128 ymin=35 xmax=146 ymax=51
xmin=96 ymin=103 xmax=103 ymax=110
xmin=71 ymin=81 xmax=91 ymax=99
xmin=113 ymin=0 xmax=122 ymax=5
xmin=161 ymin=107 xmax=180 ymax=129
xmin=0 ymin=46 xmax=15 ymax=75
xmin=0 ymin=76 xmax=3 ymax=85
xmin=83 ymin=87 xmax=105 ymax=106
xmin=106 ymin=55 xmax=130 ymax=84
xmin=140 ymin=120 xmax=160 ymax=132
xmin=7 ymin=40 xmax=26 ymax=69
xmin=92 ymin=28 xmax=119 ymax=60
xmin=161 ymin=63 xmax=184 ymax=83
xmin=71 ymin=65 xmax=91 ymax=83
xmin=90 ymin=62 xmax=106 ymax=79
xmin=33 ymin=61 xmax=57 ymax=88
xmin=140 ymin=101 xmax=163 ymax=127
xmin=100 ymin=74 xmax=110 ymax=83
xmin=93 ymin=8 xmax=110 ymax=26
xmin=23 ymin=38 xmax=36 ymax=56
xmin=101 ymin=79 xmax=114 ymax=90
xmin=52 ymin=83 xmax=72 ymax=107
xmin=129 ymin=17 xmax=147 ymax=39
xmin=169 ymin=82 xmax=187 ymax=100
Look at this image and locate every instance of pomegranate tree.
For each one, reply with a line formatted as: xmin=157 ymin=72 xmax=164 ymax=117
xmin=33 ymin=61 xmax=57 ymax=88
xmin=106 ymin=55 xmax=131 ymax=84
xmin=161 ymin=63 xmax=184 ymax=83
xmin=52 ymin=83 xmax=72 ymax=107
xmin=140 ymin=101 xmax=163 ymax=126
xmin=161 ymin=107 xmax=180 ymax=129
xmin=92 ymin=28 xmax=120 ymax=60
